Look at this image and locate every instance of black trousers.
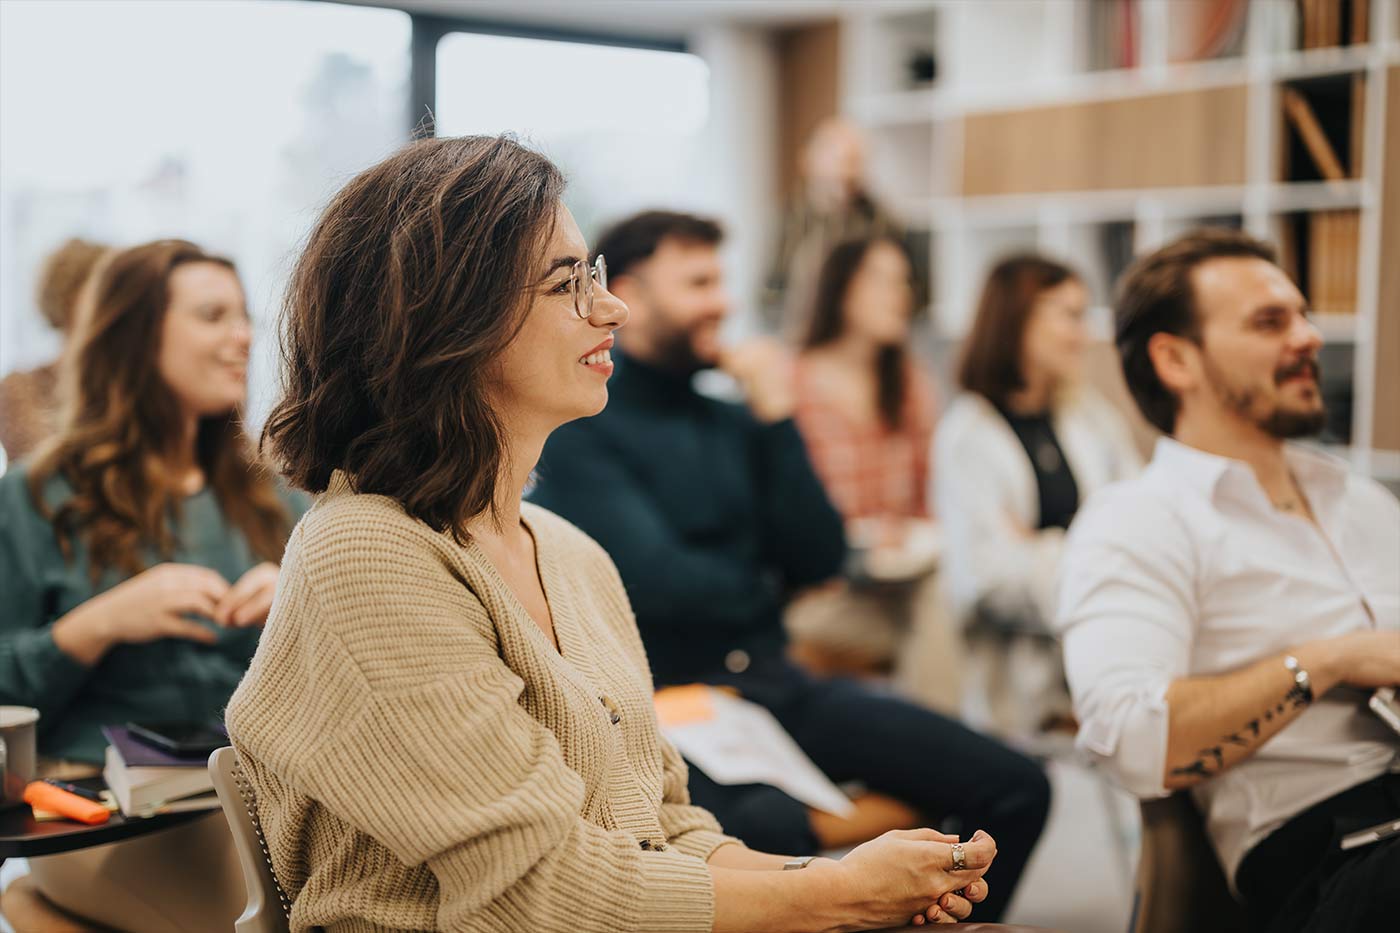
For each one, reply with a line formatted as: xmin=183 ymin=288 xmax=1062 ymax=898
xmin=681 ymin=658 xmax=1051 ymax=922
xmin=1235 ymin=772 xmax=1400 ymax=933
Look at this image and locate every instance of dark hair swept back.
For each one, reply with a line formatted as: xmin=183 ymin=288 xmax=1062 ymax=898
xmin=957 ymin=253 xmax=1078 ymax=408
xmin=262 ymin=135 xmax=565 ymax=541
xmin=592 ymin=210 xmax=723 ymax=279
xmin=1114 ymin=227 xmax=1276 ymax=434
xmin=804 ymin=235 xmax=916 ymax=429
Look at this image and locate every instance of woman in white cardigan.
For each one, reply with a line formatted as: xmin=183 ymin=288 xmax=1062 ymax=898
xmin=935 ymin=254 xmax=1142 ymax=736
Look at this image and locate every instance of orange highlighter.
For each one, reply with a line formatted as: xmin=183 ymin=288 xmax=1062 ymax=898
xmin=23 ymin=780 xmax=111 ymax=825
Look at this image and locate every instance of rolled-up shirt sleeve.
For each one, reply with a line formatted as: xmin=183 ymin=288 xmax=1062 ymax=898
xmin=1056 ymin=487 xmax=1197 ymax=799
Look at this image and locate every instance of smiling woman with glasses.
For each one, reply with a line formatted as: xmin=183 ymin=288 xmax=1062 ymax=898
xmin=224 ymin=134 xmax=996 ymax=933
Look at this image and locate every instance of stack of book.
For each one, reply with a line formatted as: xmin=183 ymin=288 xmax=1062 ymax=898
xmin=1298 ymin=0 xmax=1370 ymax=49
xmin=100 ymin=725 xmax=220 ymax=817
xmin=1309 ymin=209 xmax=1361 ymax=316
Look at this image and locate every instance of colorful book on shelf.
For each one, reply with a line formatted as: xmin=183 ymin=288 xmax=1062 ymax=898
xmin=1301 ymin=0 xmax=1345 ymax=49
xmin=1282 ymin=87 xmax=1347 ymax=181
xmin=1351 ymin=0 xmax=1370 ymax=45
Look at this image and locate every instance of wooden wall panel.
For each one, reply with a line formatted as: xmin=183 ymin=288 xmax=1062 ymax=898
xmin=1373 ymin=65 xmax=1400 ymax=452
xmin=961 ymin=85 xmax=1249 ymax=195
xmin=775 ymin=21 xmax=840 ymax=200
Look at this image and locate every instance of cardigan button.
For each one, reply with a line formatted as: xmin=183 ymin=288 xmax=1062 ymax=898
xmin=724 ymin=649 xmax=750 ymax=673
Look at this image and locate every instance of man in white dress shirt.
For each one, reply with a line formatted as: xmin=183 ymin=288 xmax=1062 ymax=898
xmin=1057 ymin=229 xmax=1399 ymax=933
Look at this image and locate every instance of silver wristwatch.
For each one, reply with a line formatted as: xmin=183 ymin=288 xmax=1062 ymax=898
xmin=782 ymin=855 xmax=817 ymax=871
xmin=1284 ymin=654 xmax=1314 ymax=704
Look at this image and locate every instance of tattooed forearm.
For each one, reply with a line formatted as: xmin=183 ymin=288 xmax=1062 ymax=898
xmin=1170 ymin=691 xmax=1309 ymax=781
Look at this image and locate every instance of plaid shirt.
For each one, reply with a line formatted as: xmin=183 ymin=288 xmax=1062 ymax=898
xmin=793 ymin=359 xmax=937 ymax=521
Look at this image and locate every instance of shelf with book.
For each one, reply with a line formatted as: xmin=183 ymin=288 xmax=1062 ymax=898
xmin=839 ymin=0 xmax=1398 ymax=469
xmin=1277 ymin=70 xmax=1367 ymax=182
xmin=1273 ymin=207 xmax=1363 ymax=314
xmin=1288 ymin=0 xmax=1377 ymax=51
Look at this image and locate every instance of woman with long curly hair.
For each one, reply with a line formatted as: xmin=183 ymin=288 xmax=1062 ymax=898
xmin=0 ymin=238 xmax=302 ymax=768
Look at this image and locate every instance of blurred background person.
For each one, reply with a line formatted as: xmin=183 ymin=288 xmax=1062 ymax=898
xmin=764 ymin=118 xmax=901 ymax=336
xmin=0 ymin=238 xmax=108 ymax=461
xmin=786 ymin=233 xmax=958 ymax=713
xmin=0 ymin=239 xmax=302 ymax=770
xmin=531 ymin=210 xmax=1049 ymax=922
xmin=935 ymin=254 xmax=1141 ymax=739
xmin=0 ymin=239 xmax=304 ymax=932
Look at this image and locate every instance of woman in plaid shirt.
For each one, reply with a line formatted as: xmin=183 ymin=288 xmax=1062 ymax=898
xmin=787 ymin=235 xmax=957 ymax=712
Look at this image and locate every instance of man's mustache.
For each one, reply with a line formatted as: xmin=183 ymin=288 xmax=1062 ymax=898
xmin=1275 ymin=357 xmax=1320 ymax=384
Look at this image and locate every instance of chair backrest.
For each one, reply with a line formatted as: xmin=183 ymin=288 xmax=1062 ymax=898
xmin=1130 ymin=793 xmax=1248 ymax=933
xmin=208 ymin=746 xmax=292 ymax=933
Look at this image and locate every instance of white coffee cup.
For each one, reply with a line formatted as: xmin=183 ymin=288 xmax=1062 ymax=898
xmin=0 ymin=706 xmax=40 ymax=808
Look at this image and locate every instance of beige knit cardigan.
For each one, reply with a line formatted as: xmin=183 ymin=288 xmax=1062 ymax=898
xmin=225 ymin=476 xmax=736 ymax=932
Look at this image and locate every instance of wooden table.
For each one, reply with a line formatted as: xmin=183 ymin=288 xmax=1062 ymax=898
xmin=0 ymin=777 xmax=208 ymax=859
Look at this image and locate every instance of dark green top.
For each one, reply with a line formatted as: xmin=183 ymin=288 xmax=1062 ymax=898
xmin=0 ymin=465 xmax=306 ymax=764
xmin=529 ymin=352 xmax=847 ymax=686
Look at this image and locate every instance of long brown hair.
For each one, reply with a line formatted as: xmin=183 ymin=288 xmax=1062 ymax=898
xmin=28 ymin=239 xmax=291 ymax=580
xmin=804 ymin=235 xmax=914 ymax=429
xmin=958 ymin=253 xmax=1078 ymax=408
xmin=262 ymin=135 xmax=565 ymax=541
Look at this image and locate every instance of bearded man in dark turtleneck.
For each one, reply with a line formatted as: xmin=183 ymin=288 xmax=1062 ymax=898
xmin=530 ymin=211 xmax=1048 ymax=923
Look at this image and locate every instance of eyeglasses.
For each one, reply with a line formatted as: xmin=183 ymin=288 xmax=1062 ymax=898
xmin=569 ymin=254 xmax=608 ymax=320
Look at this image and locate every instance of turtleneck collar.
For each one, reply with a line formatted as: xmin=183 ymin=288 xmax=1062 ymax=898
xmin=611 ymin=348 xmax=702 ymax=406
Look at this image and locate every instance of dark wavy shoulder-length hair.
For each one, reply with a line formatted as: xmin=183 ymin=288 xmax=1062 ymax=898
xmin=262 ymin=135 xmax=565 ymax=541
xmin=803 ymin=235 xmax=916 ymax=430
xmin=28 ymin=239 xmax=291 ymax=581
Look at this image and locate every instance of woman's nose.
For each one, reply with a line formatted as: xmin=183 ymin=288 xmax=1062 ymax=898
xmin=592 ymin=289 xmax=629 ymax=329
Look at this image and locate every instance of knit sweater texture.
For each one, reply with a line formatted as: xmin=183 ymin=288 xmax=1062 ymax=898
xmin=225 ymin=475 xmax=735 ymax=932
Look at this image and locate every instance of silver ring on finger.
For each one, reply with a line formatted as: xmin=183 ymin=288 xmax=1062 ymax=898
xmin=950 ymin=842 xmax=966 ymax=871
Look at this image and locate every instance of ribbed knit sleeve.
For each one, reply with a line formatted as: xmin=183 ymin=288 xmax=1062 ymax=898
xmin=227 ymin=493 xmax=716 ymax=933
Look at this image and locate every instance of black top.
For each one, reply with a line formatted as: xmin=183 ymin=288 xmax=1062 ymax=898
xmin=529 ymin=351 xmax=847 ymax=685
xmin=996 ymin=406 xmax=1080 ymax=531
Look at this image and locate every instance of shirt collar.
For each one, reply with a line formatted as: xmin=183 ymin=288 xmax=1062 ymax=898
xmin=1151 ymin=436 xmax=1351 ymax=512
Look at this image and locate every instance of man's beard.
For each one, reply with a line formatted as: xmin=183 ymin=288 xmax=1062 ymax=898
xmin=1203 ymin=353 xmax=1326 ymax=439
xmin=649 ymin=319 xmax=715 ymax=376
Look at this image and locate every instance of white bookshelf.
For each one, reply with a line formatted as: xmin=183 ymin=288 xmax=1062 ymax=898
xmin=840 ymin=0 xmax=1400 ymax=478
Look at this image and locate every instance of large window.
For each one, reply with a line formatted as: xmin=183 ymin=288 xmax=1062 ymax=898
xmin=0 ymin=0 xmax=411 ymax=423
xmin=434 ymin=31 xmax=710 ymax=241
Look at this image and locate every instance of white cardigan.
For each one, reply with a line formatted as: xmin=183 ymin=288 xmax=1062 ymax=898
xmin=934 ymin=388 xmax=1143 ymax=629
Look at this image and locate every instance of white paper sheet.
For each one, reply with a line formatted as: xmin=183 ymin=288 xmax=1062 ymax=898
xmin=661 ymin=688 xmax=855 ymax=817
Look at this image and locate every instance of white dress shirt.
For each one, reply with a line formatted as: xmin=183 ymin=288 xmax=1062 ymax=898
xmin=1056 ymin=437 xmax=1400 ymax=884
